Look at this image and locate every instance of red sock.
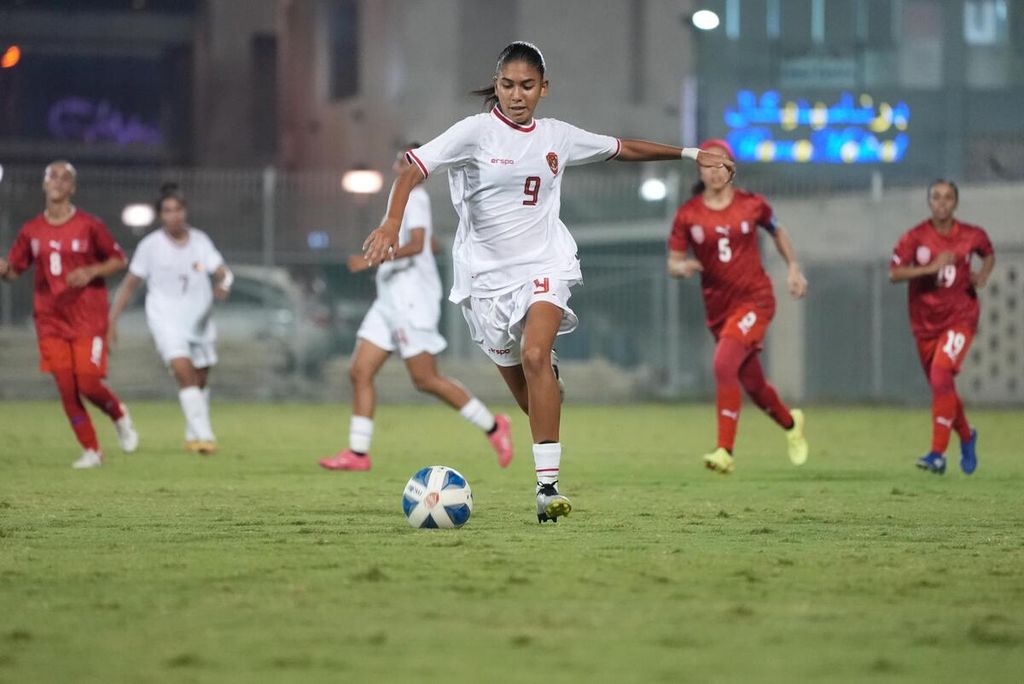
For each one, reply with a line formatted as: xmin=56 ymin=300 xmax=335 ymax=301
xmin=931 ymin=392 xmax=957 ymax=454
xmin=53 ymin=371 xmax=98 ymax=450
xmin=928 ymin=364 xmax=959 ymax=454
xmin=713 ymin=337 xmax=749 ymax=452
xmin=76 ymin=375 xmax=124 ymax=421
xmin=738 ymin=354 xmax=794 ymax=430
xmin=952 ymin=395 xmax=972 ymax=442
xmin=716 ymin=384 xmax=742 ymax=452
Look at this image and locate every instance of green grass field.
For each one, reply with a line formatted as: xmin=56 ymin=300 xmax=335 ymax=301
xmin=1 ymin=400 xmax=1023 ymax=683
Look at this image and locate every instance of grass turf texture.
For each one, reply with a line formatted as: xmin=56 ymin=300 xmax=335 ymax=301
xmin=1 ymin=401 xmax=1023 ymax=683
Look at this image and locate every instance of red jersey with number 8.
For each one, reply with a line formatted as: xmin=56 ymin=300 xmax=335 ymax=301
xmin=668 ymin=189 xmax=778 ymax=331
xmin=890 ymin=220 xmax=993 ymax=339
xmin=6 ymin=210 xmax=125 ymax=340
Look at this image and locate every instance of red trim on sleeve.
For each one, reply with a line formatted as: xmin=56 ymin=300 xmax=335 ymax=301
xmin=491 ymin=106 xmax=537 ymax=133
xmin=406 ymin=150 xmax=429 ymax=179
xmin=606 ymin=138 xmax=622 ymax=161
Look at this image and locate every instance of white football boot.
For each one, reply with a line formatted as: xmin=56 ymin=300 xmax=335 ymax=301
xmin=72 ymin=449 xmax=104 ymax=469
xmin=551 ymin=349 xmax=565 ymax=403
xmin=536 ymin=481 xmax=572 ymax=523
xmin=114 ymin=404 xmax=139 ymax=453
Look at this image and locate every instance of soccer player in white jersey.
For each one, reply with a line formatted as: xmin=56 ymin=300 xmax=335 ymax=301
xmin=319 ymin=148 xmax=513 ymax=471
xmin=109 ymin=184 xmax=233 ymax=454
xmin=363 ymin=42 xmax=734 ymax=522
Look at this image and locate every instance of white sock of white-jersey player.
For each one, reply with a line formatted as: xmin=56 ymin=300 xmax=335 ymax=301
xmin=533 ymin=442 xmax=560 ymax=485
xmin=185 ymin=388 xmax=212 ymax=442
xmin=349 ymin=415 xmax=374 ymax=454
xmin=458 ymin=397 xmax=496 ymax=432
xmin=179 ymin=386 xmax=214 ymax=442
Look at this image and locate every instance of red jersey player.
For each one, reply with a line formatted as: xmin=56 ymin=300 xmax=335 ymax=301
xmin=890 ymin=179 xmax=994 ymax=475
xmin=0 ymin=161 xmax=139 ymax=468
xmin=667 ymin=140 xmax=808 ymax=474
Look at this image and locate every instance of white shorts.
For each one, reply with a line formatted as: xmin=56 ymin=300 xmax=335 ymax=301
xmin=461 ymin=278 xmax=579 ymax=367
xmin=356 ymin=300 xmax=447 ymax=359
xmin=151 ymin=329 xmax=218 ymax=368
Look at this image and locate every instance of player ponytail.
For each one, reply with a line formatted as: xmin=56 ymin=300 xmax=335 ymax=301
xmin=155 ymin=182 xmax=187 ymax=214
xmin=470 ymin=41 xmax=547 ymax=111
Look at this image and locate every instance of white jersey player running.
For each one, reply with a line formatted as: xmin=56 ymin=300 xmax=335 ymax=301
xmin=109 ymin=184 xmax=233 ymax=454
xmin=318 ymin=149 xmax=513 ymax=472
xmin=363 ymin=42 xmax=734 ymax=522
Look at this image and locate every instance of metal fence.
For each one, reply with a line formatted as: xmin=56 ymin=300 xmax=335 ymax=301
xmin=1 ymin=163 xmax=1021 ymax=405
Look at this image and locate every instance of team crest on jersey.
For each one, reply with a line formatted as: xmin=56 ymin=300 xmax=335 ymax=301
xmin=690 ymin=225 xmax=705 ymax=244
xmin=741 ymin=221 xmax=750 ymax=235
xmin=71 ymin=239 xmax=89 ymax=253
xmin=916 ymin=246 xmax=932 ymax=265
xmin=546 ymin=152 xmax=559 ymax=175
xmin=30 ymin=239 xmax=40 ymax=257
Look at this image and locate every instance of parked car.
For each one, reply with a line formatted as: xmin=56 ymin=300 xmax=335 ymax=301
xmin=115 ymin=264 xmax=332 ymax=377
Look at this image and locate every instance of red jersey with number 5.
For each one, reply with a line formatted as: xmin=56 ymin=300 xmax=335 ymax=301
xmin=890 ymin=220 xmax=993 ymax=339
xmin=6 ymin=210 xmax=125 ymax=340
xmin=668 ymin=189 xmax=778 ymax=330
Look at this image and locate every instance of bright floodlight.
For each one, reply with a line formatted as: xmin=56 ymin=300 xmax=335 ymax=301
xmin=691 ymin=10 xmax=720 ymax=30
xmin=122 ymin=203 xmax=155 ymax=228
xmin=0 ymin=163 xmax=4 ymax=184
xmin=640 ymin=178 xmax=668 ymax=202
xmin=342 ymin=169 xmax=384 ymax=195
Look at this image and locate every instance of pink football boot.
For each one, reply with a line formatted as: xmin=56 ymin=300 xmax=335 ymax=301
xmin=318 ymin=449 xmax=372 ymax=471
xmin=488 ymin=414 xmax=514 ymax=468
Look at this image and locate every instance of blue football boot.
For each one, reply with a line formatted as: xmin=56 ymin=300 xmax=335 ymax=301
xmin=959 ymin=429 xmax=979 ymax=475
xmin=915 ymin=452 xmax=946 ymax=474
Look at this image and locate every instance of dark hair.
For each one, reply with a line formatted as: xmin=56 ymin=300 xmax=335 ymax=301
xmin=156 ymin=182 xmax=186 ymax=213
xmin=927 ymin=178 xmax=959 ymax=202
xmin=471 ymin=41 xmax=546 ymax=111
xmin=690 ymin=180 xmax=706 ymax=197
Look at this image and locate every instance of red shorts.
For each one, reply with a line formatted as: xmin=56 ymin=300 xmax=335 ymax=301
xmin=38 ymin=336 xmax=109 ymax=377
xmin=916 ymin=325 xmax=974 ymax=375
xmin=713 ymin=306 xmax=773 ymax=350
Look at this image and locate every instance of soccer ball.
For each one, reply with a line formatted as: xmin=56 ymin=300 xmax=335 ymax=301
xmin=402 ymin=465 xmax=473 ymax=529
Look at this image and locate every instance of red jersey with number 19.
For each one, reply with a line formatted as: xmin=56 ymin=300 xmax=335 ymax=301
xmin=6 ymin=210 xmax=125 ymax=340
xmin=668 ymin=190 xmax=778 ymax=331
xmin=891 ymin=220 xmax=994 ymax=340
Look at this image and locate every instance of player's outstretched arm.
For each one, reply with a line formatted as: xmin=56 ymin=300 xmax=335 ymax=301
xmin=889 ymin=251 xmax=954 ymax=283
xmin=108 ymin=272 xmax=143 ymax=349
xmin=0 ymin=258 xmax=19 ymax=282
xmin=770 ymin=226 xmax=807 ymax=299
xmin=615 ymin=140 xmax=735 ymax=179
xmin=212 ymin=266 xmax=233 ymax=301
xmin=667 ymin=249 xmax=703 ymax=279
xmin=66 ymin=256 xmax=127 ymax=288
xmin=971 ymin=253 xmax=995 ymax=289
xmin=363 ymin=163 xmax=424 ymax=265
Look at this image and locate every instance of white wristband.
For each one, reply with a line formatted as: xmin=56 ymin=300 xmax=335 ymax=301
xmin=219 ymin=268 xmax=234 ymax=290
xmin=681 ymin=147 xmax=700 ymax=160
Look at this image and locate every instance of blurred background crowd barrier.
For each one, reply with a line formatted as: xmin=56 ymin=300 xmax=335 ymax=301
xmin=2 ymin=162 xmax=1021 ymax=405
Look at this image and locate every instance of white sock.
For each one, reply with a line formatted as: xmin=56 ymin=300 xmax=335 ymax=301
xmin=459 ymin=397 xmax=496 ymax=432
xmin=200 ymin=387 xmax=215 ymax=441
xmin=349 ymin=415 xmax=374 ymax=454
xmin=533 ymin=442 xmax=561 ymax=485
xmin=179 ymin=386 xmax=214 ymax=441
xmin=184 ymin=388 xmax=210 ymax=441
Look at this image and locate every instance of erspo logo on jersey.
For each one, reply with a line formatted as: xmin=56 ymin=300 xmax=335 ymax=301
xmin=490 ymin=158 xmax=515 ymax=165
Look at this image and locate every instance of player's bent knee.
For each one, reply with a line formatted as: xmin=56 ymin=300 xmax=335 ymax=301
xmin=520 ymin=346 xmax=550 ymax=376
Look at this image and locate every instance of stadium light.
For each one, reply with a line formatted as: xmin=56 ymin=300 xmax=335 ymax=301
xmin=640 ymin=178 xmax=668 ymax=202
xmin=122 ymin=203 xmax=155 ymax=228
xmin=342 ymin=168 xmax=384 ymax=195
xmin=1 ymin=45 xmax=20 ymax=69
xmin=691 ymin=10 xmax=721 ymax=31
xmin=0 ymin=163 xmax=4 ymax=184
